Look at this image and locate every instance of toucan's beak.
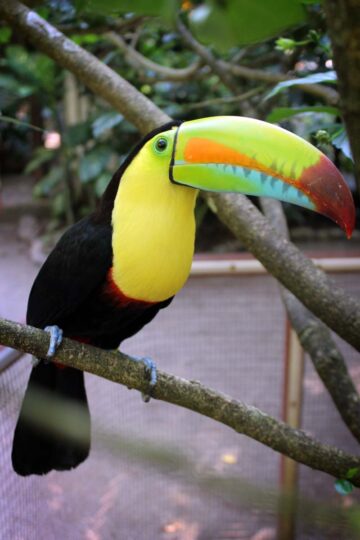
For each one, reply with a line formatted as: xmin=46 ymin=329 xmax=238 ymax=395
xmin=171 ymin=116 xmax=355 ymax=238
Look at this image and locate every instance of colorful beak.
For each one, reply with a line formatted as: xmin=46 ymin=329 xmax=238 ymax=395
xmin=171 ymin=116 xmax=355 ymax=238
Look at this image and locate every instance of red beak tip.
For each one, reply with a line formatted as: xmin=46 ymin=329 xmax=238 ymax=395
xmin=345 ymin=226 xmax=354 ymax=240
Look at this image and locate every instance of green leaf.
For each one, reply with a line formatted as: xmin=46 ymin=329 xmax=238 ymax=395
xmin=24 ymin=149 xmax=55 ymax=174
xmin=52 ymin=192 xmax=66 ymax=218
xmin=33 ymin=166 xmax=64 ymax=197
xmin=0 ymin=74 xmax=35 ymax=108
xmin=346 ymin=467 xmax=359 ymax=480
xmin=64 ymin=122 xmax=92 ymax=147
xmin=266 ymin=106 xmax=339 ymax=123
xmin=79 ymin=146 xmax=112 ymax=183
xmin=331 ymin=128 xmax=353 ymax=161
xmin=334 ymin=479 xmax=353 ymax=496
xmin=0 ymin=27 xmax=12 ymax=44
xmin=92 ymin=112 xmax=123 ymax=138
xmin=5 ymin=46 xmax=56 ymax=94
xmin=71 ymin=33 xmax=102 ymax=45
xmin=189 ymin=0 xmax=307 ymax=51
xmin=265 ymin=71 xmax=337 ymax=100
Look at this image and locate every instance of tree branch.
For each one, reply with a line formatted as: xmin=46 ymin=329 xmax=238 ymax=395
xmin=323 ymin=0 xmax=360 ymax=191
xmin=0 ymin=0 xmax=169 ymax=134
xmin=261 ymin=198 xmax=360 ymax=444
xmin=207 ymin=193 xmax=360 ymax=352
xmin=220 ymin=60 xmax=340 ymax=105
xmin=176 ymin=17 xmax=240 ymax=95
xmin=105 ymin=31 xmax=203 ymax=82
xmin=1 ymin=316 xmax=360 ymax=485
xmin=184 ymin=86 xmax=265 ymax=110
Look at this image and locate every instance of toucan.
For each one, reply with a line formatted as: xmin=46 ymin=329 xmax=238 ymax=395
xmin=12 ymin=116 xmax=355 ymax=476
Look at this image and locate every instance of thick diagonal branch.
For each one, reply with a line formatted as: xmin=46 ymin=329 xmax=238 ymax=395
xmin=207 ymin=193 xmax=360 ymax=351
xmin=1 ymin=1 xmax=359 ymax=349
xmin=1 ymin=316 xmax=360 ymax=485
xmin=0 ymin=0 xmax=169 ymax=133
xmin=261 ymin=198 xmax=360 ymax=444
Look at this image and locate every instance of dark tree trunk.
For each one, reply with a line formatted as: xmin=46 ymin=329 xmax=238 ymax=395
xmin=324 ymin=0 xmax=360 ymax=194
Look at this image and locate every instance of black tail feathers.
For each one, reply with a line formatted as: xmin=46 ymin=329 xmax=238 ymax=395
xmin=12 ymin=361 xmax=90 ymax=476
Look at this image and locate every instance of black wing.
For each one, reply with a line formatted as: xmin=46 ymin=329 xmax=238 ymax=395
xmin=27 ymin=216 xmax=112 ymax=329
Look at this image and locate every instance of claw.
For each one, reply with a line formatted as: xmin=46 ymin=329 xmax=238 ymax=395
xmin=44 ymin=325 xmax=63 ymax=358
xmin=141 ymin=357 xmax=157 ymax=403
xmin=31 ymin=355 xmax=40 ymax=367
xmin=131 ymin=356 xmax=157 ymax=403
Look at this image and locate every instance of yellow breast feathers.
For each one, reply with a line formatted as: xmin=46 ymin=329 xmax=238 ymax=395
xmin=111 ymin=138 xmax=198 ymax=303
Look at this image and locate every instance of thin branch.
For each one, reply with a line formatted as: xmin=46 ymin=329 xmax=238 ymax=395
xmin=176 ymin=17 xmax=240 ymax=94
xmin=219 ymin=60 xmax=340 ymax=105
xmin=261 ymin=197 xmax=360 ymax=444
xmin=1 ymin=316 xmax=360 ymax=485
xmin=184 ymin=86 xmax=265 ymax=110
xmin=105 ymin=31 xmax=202 ymax=81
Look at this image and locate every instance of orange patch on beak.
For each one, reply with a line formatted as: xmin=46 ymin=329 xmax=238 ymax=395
xmin=184 ymin=137 xmax=292 ymax=184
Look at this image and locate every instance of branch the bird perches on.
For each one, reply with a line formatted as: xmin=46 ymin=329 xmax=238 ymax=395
xmin=1 ymin=317 xmax=360 ymax=486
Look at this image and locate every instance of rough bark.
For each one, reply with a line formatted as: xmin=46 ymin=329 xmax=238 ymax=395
xmin=261 ymin=198 xmax=360 ymax=444
xmin=0 ymin=0 xmax=169 ymax=133
xmin=1 ymin=316 xmax=360 ymax=485
xmin=208 ymin=193 xmax=360 ymax=351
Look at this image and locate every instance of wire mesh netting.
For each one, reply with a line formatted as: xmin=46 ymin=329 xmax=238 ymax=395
xmin=1 ymin=270 xmax=360 ymax=540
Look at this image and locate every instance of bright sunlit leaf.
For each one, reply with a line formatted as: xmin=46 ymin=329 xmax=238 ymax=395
xmin=266 ymin=106 xmax=339 ymax=123
xmin=265 ymin=71 xmax=337 ymax=100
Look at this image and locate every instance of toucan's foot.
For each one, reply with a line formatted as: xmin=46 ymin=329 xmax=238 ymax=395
xmin=31 ymin=355 xmax=40 ymax=367
xmin=133 ymin=356 xmax=157 ymax=403
xmin=44 ymin=325 xmax=63 ymax=358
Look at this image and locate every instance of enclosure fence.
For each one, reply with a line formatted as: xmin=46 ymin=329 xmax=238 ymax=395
xmin=1 ymin=255 xmax=360 ymax=540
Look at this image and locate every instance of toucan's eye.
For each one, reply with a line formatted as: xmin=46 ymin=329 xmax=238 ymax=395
xmin=155 ymin=137 xmax=168 ymax=152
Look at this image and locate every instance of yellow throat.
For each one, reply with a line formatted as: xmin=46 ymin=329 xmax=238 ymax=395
xmin=111 ymin=138 xmax=198 ymax=303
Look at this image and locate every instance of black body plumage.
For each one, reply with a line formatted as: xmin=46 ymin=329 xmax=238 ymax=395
xmin=12 ymin=122 xmax=179 ymax=476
